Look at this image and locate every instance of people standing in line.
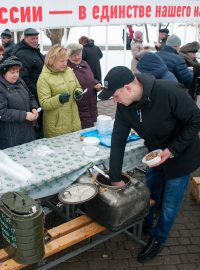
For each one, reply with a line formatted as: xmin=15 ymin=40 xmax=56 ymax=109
xmin=155 ymin=28 xmax=169 ymax=51
xmin=67 ymin=43 xmax=103 ymax=129
xmin=0 ymin=29 xmax=15 ymax=58
xmin=0 ymin=45 xmax=5 ymax=61
xmin=78 ymin=36 xmax=103 ymax=82
xmin=180 ymin=41 xmax=200 ymax=101
xmin=98 ymin=66 xmax=200 ymax=262
xmin=136 ymin=52 xmax=178 ymax=81
xmin=131 ymin=31 xmax=150 ymax=73
xmin=37 ymin=45 xmax=81 ymax=138
xmin=0 ymin=56 xmax=38 ymax=149
xmin=157 ymin=34 xmax=192 ymax=88
xmin=14 ymin=28 xmax=45 ymax=138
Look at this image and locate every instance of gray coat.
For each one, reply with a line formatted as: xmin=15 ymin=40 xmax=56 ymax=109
xmin=0 ymin=76 xmax=38 ymax=149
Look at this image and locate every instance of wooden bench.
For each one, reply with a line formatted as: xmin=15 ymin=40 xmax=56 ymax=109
xmin=0 ymin=199 xmax=155 ymax=270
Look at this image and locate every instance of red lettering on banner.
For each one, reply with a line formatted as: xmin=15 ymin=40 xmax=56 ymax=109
xmin=0 ymin=6 xmax=42 ymax=24
xmin=93 ymin=5 xmax=99 ymax=19
xmin=155 ymin=5 xmax=191 ymax=17
xmin=0 ymin=7 xmax=8 ymax=24
xmin=21 ymin=7 xmax=31 ymax=22
xmin=32 ymin=6 xmax=42 ymax=21
xmin=110 ymin=5 xmax=118 ymax=19
xmin=194 ymin=6 xmax=200 ymax=17
xmin=92 ymin=5 xmax=152 ymax=21
xmin=10 ymin=7 xmax=19 ymax=23
xmin=118 ymin=6 xmax=125 ymax=18
xmin=79 ymin=6 xmax=86 ymax=20
xmin=126 ymin=5 xmax=132 ymax=18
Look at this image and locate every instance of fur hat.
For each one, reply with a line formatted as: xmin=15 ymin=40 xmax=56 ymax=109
xmin=67 ymin=43 xmax=83 ymax=56
xmin=1 ymin=29 xmax=12 ymax=38
xmin=0 ymin=56 xmax=22 ymax=74
xmin=180 ymin=41 xmax=200 ymax=53
xmin=134 ymin=31 xmax=143 ymax=41
xmin=166 ymin=34 xmax=181 ymax=47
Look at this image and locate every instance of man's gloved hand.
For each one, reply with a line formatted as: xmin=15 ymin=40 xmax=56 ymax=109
xmin=59 ymin=93 xmax=71 ymax=104
xmin=74 ymin=88 xmax=84 ymax=101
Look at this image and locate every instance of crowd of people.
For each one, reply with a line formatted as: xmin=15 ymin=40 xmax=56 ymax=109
xmin=0 ymin=28 xmax=103 ymax=148
xmin=0 ymin=26 xmax=200 ymax=264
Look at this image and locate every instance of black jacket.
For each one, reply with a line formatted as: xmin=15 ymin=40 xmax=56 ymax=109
xmin=157 ymin=46 xmax=192 ymax=88
xmin=14 ymin=40 xmax=44 ymax=100
xmin=110 ymin=74 xmax=200 ymax=181
xmin=3 ymin=40 xmax=15 ymax=58
xmin=82 ymin=40 xmax=103 ymax=82
xmin=0 ymin=76 xmax=38 ymax=149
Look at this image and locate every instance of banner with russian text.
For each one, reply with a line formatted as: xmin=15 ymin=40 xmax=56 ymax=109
xmin=0 ymin=0 xmax=200 ymax=31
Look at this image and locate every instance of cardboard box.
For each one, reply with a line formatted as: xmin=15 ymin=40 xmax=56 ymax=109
xmin=191 ymin=177 xmax=200 ymax=203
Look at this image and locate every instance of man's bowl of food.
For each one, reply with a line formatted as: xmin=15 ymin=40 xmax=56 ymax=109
xmin=142 ymin=149 xmax=162 ymax=167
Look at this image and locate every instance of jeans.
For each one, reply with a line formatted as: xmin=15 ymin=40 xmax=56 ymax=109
xmin=145 ymin=167 xmax=189 ymax=245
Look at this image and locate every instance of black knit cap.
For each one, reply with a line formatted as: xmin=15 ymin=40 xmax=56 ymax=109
xmin=1 ymin=29 xmax=12 ymax=38
xmin=24 ymin=28 xmax=39 ymax=36
xmin=0 ymin=56 xmax=22 ymax=74
xmin=159 ymin=28 xmax=169 ymax=34
xmin=98 ymin=66 xmax=135 ymax=100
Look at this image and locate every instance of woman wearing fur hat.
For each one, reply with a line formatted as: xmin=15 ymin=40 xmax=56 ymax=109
xmin=180 ymin=41 xmax=200 ymax=100
xmin=131 ymin=31 xmax=150 ymax=73
xmin=67 ymin=43 xmax=102 ymax=129
xmin=0 ymin=56 xmax=38 ymax=149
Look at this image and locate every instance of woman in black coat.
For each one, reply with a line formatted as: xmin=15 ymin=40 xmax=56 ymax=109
xmin=0 ymin=56 xmax=39 ymax=149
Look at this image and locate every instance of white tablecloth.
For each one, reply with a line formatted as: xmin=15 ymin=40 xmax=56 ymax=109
xmin=0 ymin=128 xmax=147 ymax=199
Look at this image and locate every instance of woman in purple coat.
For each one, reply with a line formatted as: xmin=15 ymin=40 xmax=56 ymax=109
xmin=67 ymin=43 xmax=102 ymax=129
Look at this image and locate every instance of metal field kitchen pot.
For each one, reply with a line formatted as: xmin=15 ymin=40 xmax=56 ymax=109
xmin=0 ymin=192 xmax=45 ymax=264
xmin=77 ymin=170 xmax=150 ymax=231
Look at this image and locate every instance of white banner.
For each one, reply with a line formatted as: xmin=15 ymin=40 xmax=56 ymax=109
xmin=0 ymin=0 xmax=200 ymax=31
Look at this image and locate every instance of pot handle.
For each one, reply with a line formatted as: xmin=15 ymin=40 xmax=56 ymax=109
xmin=88 ymin=162 xmax=108 ymax=176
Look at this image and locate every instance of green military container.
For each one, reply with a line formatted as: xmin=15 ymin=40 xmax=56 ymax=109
xmin=0 ymin=192 xmax=45 ymax=264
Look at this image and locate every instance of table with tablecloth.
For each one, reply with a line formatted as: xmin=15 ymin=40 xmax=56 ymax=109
xmin=0 ymin=128 xmax=147 ymax=199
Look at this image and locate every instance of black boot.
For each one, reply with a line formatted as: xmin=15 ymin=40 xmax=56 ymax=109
xmin=137 ymin=237 xmax=162 ymax=263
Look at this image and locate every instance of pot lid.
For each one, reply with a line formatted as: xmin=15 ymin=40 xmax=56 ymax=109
xmin=58 ymin=183 xmax=98 ymax=204
xmin=1 ymin=192 xmax=39 ymax=215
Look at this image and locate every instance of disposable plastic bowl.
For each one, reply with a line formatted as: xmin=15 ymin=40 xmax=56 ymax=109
xmin=83 ymin=137 xmax=100 ymax=146
xmin=82 ymin=146 xmax=99 ymax=157
xmin=142 ymin=149 xmax=162 ymax=167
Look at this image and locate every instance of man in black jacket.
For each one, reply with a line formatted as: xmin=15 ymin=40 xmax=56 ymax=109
xmin=14 ymin=28 xmax=44 ymax=100
xmin=98 ymin=66 xmax=200 ymax=262
xmin=1 ymin=29 xmax=15 ymax=58
xmin=14 ymin=28 xmax=44 ymax=138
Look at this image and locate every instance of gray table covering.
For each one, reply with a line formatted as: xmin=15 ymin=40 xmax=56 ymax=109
xmin=0 ymin=128 xmax=147 ymax=199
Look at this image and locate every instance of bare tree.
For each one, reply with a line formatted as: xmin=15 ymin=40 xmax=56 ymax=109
xmin=44 ymin=28 xmax=70 ymax=45
xmin=17 ymin=31 xmax=23 ymax=43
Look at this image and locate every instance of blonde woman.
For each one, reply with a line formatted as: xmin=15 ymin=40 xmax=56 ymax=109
xmin=37 ymin=45 xmax=81 ymax=138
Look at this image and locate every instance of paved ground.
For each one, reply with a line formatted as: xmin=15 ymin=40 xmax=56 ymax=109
xmin=51 ymin=100 xmax=200 ymax=270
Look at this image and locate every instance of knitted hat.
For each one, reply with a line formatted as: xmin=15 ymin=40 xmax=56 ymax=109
xmin=0 ymin=56 xmax=22 ymax=74
xmin=180 ymin=41 xmax=200 ymax=53
xmin=1 ymin=29 xmax=12 ymax=38
xmin=166 ymin=34 xmax=181 ymax=47
xmin=24 ymin=28 xmax=39 ymax=36
xmin=159 ymin=28 xmax=169 ymax=34
xmin=134 ymin=31 xmax=143 ymax=41
xmin=66 ymin=43 xmax=83 ymax=56
xmin=98 ymin=66 xmax=135 ymax=100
